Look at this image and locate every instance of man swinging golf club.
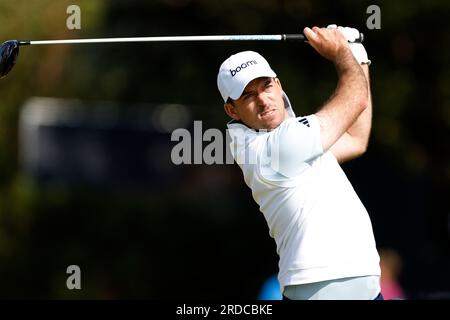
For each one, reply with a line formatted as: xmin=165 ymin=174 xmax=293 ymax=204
xmin=217 ymin=25 xmax=382 ymax=300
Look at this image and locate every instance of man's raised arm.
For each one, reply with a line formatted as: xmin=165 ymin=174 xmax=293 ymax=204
xmin=303 ymin=26 xmax=368 ymax=153
xmin=329 ymin=64 xmax=372 ymax=163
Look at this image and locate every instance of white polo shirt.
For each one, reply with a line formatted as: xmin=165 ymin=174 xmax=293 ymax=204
xmin=226 ymin=94 xmax=380 ymax=294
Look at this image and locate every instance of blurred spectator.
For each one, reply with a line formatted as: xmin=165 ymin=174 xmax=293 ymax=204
xmin=257 ymin=274 xmax=282 ymax=300
xmin=379 ymin=248 xmax=406 ymax=300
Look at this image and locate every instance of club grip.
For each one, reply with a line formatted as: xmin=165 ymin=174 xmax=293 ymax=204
xmin=283 ymin=33 xmax=364 ymax=43
xmin=283 ymin=34 xmax=306 ymax=41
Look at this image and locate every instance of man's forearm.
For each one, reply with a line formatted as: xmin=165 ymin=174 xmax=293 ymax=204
xmin=315 ymin=50 xmax=369 ymax=151
xmin=345 ymin=64 xmax=372 ymax=150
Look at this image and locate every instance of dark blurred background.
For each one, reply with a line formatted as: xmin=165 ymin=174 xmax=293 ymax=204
xmin=0 ymin=0 xmax=449 ymax=299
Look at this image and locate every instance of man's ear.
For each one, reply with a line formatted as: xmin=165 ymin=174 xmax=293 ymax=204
xmin=224 ymin=102 xmax=240 ymax=120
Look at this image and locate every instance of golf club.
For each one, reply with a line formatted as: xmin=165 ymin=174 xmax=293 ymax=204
xmin=0 ymin=32 xmax=364 ymax=78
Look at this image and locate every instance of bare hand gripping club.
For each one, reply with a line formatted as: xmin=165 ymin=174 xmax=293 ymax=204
xmin=0 ymin=32 xmax=364 ymax=78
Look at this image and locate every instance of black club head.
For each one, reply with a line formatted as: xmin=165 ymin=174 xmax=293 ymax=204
xmin=0 ymin=40 xmax=20 ymax=79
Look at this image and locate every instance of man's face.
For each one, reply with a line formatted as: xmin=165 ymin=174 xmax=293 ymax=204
xmin=224 ymin=77 xmax=289 ymax=130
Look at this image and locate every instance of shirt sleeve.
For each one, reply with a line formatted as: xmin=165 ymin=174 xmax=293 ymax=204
xmin=265 ymin=115 xmax=323 ymax=178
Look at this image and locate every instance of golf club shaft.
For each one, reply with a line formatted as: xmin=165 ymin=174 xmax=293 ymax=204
xmin=23 ymin=35 xmax=301 ymax=45
xmin=18 ymin=33 xmax=363 ymax=45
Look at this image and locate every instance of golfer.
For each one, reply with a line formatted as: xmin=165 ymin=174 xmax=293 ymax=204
xmin=217 ymin=25 xmax=382 ymax=300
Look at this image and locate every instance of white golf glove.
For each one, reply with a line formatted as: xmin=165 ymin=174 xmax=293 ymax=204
xmin=327 ymin=24 xmax=371 ymax=65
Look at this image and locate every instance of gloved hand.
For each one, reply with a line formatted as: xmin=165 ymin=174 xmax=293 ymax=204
xmin=327 ymin=24 xmax=371 ymax=65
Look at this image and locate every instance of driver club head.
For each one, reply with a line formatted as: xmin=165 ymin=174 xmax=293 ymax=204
xmin=0 ymin=40 xmax=20 ymax=78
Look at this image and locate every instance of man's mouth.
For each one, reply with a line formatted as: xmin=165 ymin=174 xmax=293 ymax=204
xmin=260 ymin=109 xmax=275 ymax=117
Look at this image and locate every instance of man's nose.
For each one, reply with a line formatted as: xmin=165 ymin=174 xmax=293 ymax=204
xmin=256 ymin=91 xmax=270 ymax=106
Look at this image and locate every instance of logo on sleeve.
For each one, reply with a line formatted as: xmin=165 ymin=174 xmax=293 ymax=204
xmin=298 ymin=117 xmax=310 ymax=127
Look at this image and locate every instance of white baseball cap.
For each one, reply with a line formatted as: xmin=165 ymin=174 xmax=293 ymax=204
xmin=217 ymin=51 xmax=277 ymax=102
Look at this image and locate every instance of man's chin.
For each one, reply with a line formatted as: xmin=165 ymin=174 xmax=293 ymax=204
xmin=260 ymin=118 xmax=283 ymax=131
